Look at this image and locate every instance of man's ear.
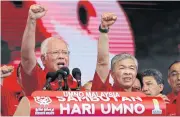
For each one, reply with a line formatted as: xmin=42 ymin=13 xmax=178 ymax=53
xmin=167 ymin=78 xmax=170 ymax=86
xmin=41 ymin=55 xmax=46 ymax=65
xmin=111 ymin=70 xmax=115 ymax=80
xmin=159 ymin=84 xmax=164 ymax=92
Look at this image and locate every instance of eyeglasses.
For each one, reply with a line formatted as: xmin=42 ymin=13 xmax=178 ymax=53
xmin=46 ymin=49 xmax=70 ymax=57
xmin=170 ymin=72 xmax=180 ymax=78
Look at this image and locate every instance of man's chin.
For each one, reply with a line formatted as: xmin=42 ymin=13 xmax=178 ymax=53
xmin=122 ymin=84 xmax=132 ymax=89
xmin=122 ymin=82 xmax=133 ymax=88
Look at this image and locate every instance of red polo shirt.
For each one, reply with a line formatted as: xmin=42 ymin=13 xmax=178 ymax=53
xmin=166 ymin=91 xmax=180 ymax=116
xmin=1 ymin=85 xmax=19 ymax=116
xmin=91 ymin=71 xmax=125 ymax=91
xmin=177 ymin=92 xmax=180 ymax=115
xmin=1 ymin=65 xmax=24 ymax=116
xmin=20 ymin=63 xmax=78 ymax=96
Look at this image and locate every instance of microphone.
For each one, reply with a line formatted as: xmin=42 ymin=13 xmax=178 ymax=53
xmin=43 ymin=72 xmax=57 ymax=90
xmin=56 ymin=67 xmax=70 ymax=91
xmin=72 ymin=68 xmax=81 ymax=91
xmin=61 ymin=67 xmax=70 ymax=91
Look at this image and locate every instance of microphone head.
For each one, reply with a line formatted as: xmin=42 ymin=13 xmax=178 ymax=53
xmin=72 ymin=68 xmax=81 ymax=79
xmin=60 ymin=67 xmax=70 ymax=76
xmin=46 ymin=72 xmax=57 ymax=80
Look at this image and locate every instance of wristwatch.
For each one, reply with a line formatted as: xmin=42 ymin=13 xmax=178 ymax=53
xmin=99 ymin=25 xmax=109 ymax=33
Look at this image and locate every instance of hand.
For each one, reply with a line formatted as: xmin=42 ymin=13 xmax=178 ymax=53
xmin=0 ymin=65 xmax=14 ymax=78
xmin=29 ymin=4 xmax=47 ymax=20
xmin=101 ymin=12 xmax=117 ymax=29
xmin=156 ymin=94 xmax=170 ymax=104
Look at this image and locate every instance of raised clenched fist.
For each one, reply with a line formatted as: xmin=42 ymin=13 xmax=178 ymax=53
xmin=0 ymin=65 xmax=14 ymax=78
xmin=29 ymin=4 xmax=47 ymax=20
xmin=101 ymin=12 xmax=117 ymax=28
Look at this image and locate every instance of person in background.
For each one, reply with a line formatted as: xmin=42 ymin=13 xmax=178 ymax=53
xmin=141 ymin=69 xmax=169 ymax=103
xmin=132 ymin=73 xmax=143 ymax=92
xmin=1 ymin=65 xmax=23 ymax=116
xmin=167 ymin=60 xmax=180 ymax=115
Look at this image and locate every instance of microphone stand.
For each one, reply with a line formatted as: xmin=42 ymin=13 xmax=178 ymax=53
xmin=76 ymin=81 xmax=81 ymax=91
xmin=57 ymin=77 xmax=63 ymax=91
xmin=63 ymin=76 xmax=69 ymax=91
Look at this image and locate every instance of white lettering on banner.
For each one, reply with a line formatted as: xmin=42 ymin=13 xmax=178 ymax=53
xmin=124 ymin=103 xmax=134 ymax=114
xmin=122 ymin=97 xmax=142 ymax=102
xmin=101 ymin=103 xmax=145 ymax=114
xmin=71 ymin=104 xmax=81 ymax=114
xmin=82 ymin=103 xmax=95 ymax=114
xmin=56 ymin=96 xmax=66 ymax=102
xmin=60 ymin=103 xmax=95 ymax=114
xmin=60 ymin=104 xmax=70 ymax=114
xmin=134 ymin=104 xmax=145 ymax=114
xmin=35 ymin=107 xmax=55 ymax=115
xmin=56 ymin=92 xmax=146 ymax=115
xmin=59 ymin=92 xmax=120 ymax=102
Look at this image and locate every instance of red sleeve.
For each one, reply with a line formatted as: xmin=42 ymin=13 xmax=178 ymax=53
xmin=177 ymin=92 xmax=180 ymax=115
xmin=1 ymin=86 xmax=19 ymax=116
xmin=91 ymin=71 xmax=112 ymax=91
xmin=20 ymin=63 xmax=46 ymax=96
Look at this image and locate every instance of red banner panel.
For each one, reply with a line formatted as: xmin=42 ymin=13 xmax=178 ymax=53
xmin=27 ymin=91 xmax=166 ymax=116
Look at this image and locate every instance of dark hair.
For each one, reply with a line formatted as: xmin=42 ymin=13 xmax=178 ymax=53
xmin=141 ymin=69 xmax=164 ymax=85
xmin=168 ymin=60 xmax=180 ymax=70
xmin=136 ymin=73 xmax=143 ymax=88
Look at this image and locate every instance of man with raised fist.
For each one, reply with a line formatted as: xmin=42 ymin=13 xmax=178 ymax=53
xmin=20 ymin=4 xmax=78 ymax=96
xmin=92 ymin=13 xmax=139 ymax=92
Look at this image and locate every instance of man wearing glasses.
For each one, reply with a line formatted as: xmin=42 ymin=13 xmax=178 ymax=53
xmin=19 ymin=4 xmax=77 ymax=96
xmin=167 ymin=60 xmax=180 ymax=115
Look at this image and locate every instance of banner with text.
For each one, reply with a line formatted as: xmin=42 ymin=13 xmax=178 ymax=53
xmin=28 ymin=91 xmax=166 ymax=116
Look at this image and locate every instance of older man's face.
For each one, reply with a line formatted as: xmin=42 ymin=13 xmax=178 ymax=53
xmin=142 ymin=76 xmax=163 ymax=96
xmin=168 ymin=62 xmax=180 ymax=94
xmin=41 ymin=38 xmax=69 ymax=72
xmin=112 ymin=58 xmax=137 ymax=89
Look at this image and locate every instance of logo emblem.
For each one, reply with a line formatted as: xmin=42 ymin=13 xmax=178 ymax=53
xmin=34 ymin=96 xmax=52 ymax=107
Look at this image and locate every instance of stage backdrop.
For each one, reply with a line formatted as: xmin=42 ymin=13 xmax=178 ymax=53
xmin=1 ymin=1 xmax=180 ymax=94
xmin=1 ymin=1 xmax=134 ymax=85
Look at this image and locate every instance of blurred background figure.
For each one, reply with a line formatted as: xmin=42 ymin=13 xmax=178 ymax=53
xmin=132 ymin=73 xmax=143 ymax=92
xmin=141 ymin=69 xmax=170 ymax=103
xmin=167 ymin=60 xmax=180 ymax=115
xmin=1 ymin=65 xmax=24 ymax=116
xmin=167 ymin=60 xmax=180 ymax=103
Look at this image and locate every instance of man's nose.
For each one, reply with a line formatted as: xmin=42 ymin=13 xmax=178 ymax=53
xmin=57 ymin=52 xmax=65 ymax=59
xmin=142 ymin=85 xmax=148 ymax=92
xmin=124 ymin=68 xmax=131 ymax=75
xmin=177 ymin=72 xmax=180 ymax=80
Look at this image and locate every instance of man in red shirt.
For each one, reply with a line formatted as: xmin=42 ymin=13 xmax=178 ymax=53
xmin=91 ymin=13 xmax=138 ymax=92
xmin=1 ymin=65 xmax=23 ymax=116
xmin=20 ymin=4 xmax=78 ymax=96
xmin=167 ymin=60 xmax=180 ymax=115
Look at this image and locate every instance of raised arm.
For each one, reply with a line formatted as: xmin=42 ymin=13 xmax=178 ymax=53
xmin=96 ymin=13 xmax=117 ymax=83
xmin=21 ymin=4 xmax=47 ymax=75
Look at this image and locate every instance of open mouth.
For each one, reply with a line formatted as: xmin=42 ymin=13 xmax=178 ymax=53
xmin=123 ymin=77 xmax=132 ymax=82
xmin=177 ymin=83 xmax=180 ymax=87
xmin=57 ymin=62 xmax=65 ymax=68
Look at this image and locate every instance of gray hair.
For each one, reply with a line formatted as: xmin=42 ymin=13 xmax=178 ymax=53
xmin=141 ymin=69 xmax=164 ymax=84
xmin=40 ymin=36 xmax=69 ymax=56
xmin=111 ymin=53 xmax=138 ymax=71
